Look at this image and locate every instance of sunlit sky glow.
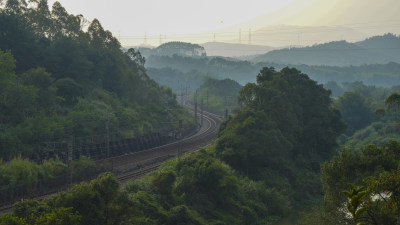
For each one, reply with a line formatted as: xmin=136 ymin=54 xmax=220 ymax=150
xmin=47 ymin=0 xmax=400 ymax=47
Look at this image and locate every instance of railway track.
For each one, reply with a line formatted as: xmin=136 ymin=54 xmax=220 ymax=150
xmin=100 ymin=107 xmax=223 ymax=178
xmin=0 ymin=107 xmax=222 ymax=213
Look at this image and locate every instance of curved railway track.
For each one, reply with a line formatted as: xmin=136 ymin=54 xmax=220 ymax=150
xmin=103 ymin=108 xmax=223 ymax=180
xmin=0 ymin=107 xmax=222 ymax=213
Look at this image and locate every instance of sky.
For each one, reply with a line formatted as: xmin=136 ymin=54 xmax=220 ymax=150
xmin=47 ymin=0 xmax=400 ymax=47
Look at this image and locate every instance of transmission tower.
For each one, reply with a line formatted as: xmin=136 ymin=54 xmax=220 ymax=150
xmin=248 ymin=28 xmax=252 ymax=45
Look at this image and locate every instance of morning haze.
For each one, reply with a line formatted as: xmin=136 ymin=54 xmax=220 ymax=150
xmin=1 ymin=0 xmax=400 ymax=224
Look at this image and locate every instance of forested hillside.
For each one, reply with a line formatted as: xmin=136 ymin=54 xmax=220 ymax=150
xmin=0 ymin=67 xmax=347 ymax=225
xmin=253 ymin=33 xmax=400 ymax=66
xmin=2 ymin=1 xmax=400 ymax=225
xmin=0 ymin=1 xmax=191 ymax=160
xmin=4 ymin=62 xmax=400 ymax=224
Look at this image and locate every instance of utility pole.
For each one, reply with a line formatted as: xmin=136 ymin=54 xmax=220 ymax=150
xmin=248 ymin=28 xmax=252 ymax=45
xmin=105 ymin=107 xmax=110 ymax=158
xmin=224 ymin=96 xmax=227 ymax=107
xmin=239 ymin=28 xmax=242 ymax=44
xmin=67 ymin=137 xmax=73 ymax=189
xmin=225 ymin=108 xmax=228 ymax=119
xmin=201 ymin=98 xmax=204 ymax=126
xmin=178 ymin=120 xmax=182 ymax=157
xmin=185 ymin=86 xmax=188 ymax=106
xmin=206 ymin=90 xmax=209 ymax=110
xmin=180 ymin=85 xmax=184 ymax=105
xmin=194 ymin=91 xmax=198 ymax=126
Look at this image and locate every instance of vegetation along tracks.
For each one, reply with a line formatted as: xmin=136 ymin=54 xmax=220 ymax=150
xmin=0 ymin=108 xmax=222 ymax=213
xmin=103 ymin=108 xmax=223 ymax=178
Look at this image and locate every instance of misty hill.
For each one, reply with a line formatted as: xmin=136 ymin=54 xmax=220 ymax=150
xmin=147 ymin=67 xmax=207 ymax=94
xmin=201 ymin=42 xmax=275 ymax=57
xmin=252 ymin=33 xmax=400 ymax=66
xmin=147 ymin=52 xmax=400 ymax=87
xmin=249 ymin=25 xmax=366 ymax=47
xmin=146 ymin=55 xmax=259 ymax=84
xmin=137 ymin=42 xmax=206 ymax=59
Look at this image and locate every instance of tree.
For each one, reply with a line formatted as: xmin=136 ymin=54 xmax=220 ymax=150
xmin=0 ymin=50 xmax=38 ymax=124
xmin=343 ymin=184 xmax=368 ymax=225
xmin=321 ymin=141 xmax=400 ymax=225
xmin=54 ymin=78 xmax=83 ymax=105
xmin=217 ymin=67 xmax=345 ymax=206
xmin=385 ymin=92 xmax=400 ymax=120
xmin=5 ymin=0 xmax=27 ymax=14
xmin=88 ymin=19 xmax=120 ymax=50
xmin=19 ymin=67 xmax=57 ymax=110
xmin=26 ymin=0 xmax=51 ymax=38
xmin=126 ymin=48 xmax=146 ymax=68
xmin=335 ymin=92 xmax=374 ymax=135
xmin=51 ymin=2 xmax=83 ymax=39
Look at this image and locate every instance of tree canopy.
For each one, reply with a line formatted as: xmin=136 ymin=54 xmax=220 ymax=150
xmin=216 ymin=67 xmax=345 ymax=207
xmin=0 ymin=0 xmax=193 ymax=160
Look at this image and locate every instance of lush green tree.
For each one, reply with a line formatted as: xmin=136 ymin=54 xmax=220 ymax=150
xmin=343 ymin=184 xmax=368 ymax=225
xmin=385 ymin=92 xmax=400 ymax=120
xmin=216 ymin=67 xmax=346 ymax=216
xmin=218 ymin=67 xmax=345 ymax=174
xmin=19 ymin=67 xmax=57 ymax=110
xmin=323 ymin=81 xmax=344 ymax=97
xmin=335 ymin=92 xmax=374 ymax=135
xmin=54 ymin=78 xmax=83 ymax=106
xmin=320 ymin=141 xmax=400 ymax=225
xmin=0 ymin=50 xmax=38 ymax=125
xmin=5 ymin=0 xmax=27 ymax=14
xmin=126 ymin=48 xmax=146 ymax=69
xmin=0 ymin=214 xmax=27 ymax=225
xmin=364 ymin=170 xmax=400 ymax=224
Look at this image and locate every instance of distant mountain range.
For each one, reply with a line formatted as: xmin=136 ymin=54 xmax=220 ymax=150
xmin=252 ymin=33 xmax=400 ymax=66
xmin=249 ymin=25 xmax=367 ymax=47
xmin=200 ymin=42 xmax=275 ymax=57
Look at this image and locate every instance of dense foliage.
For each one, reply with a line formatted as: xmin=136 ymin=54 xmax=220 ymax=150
xmin=328 ymin=83 xmax=400 ymax=147
xmin=298 ymin=141 xmax=400 ymax=225
xmin=1 ymin=148 xmax=290 ymax=225
xmin=0 ymin=0 xmax=192 ymax=160
xmin=216 ymin=67 xmax=345 ymax=213
xmin=193 ymin=77 xmax=242 ymax=115
xmin=0 ymin=156 xmax=96 ymax=200
xmin=2 ymin=2 xmax=399 ymax=224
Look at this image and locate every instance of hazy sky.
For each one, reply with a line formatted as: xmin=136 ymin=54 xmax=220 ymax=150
xmin=47 ymin=0 xmax=400 ymax=46
xmin=47 ymin=0 xmax=293 ymax=37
